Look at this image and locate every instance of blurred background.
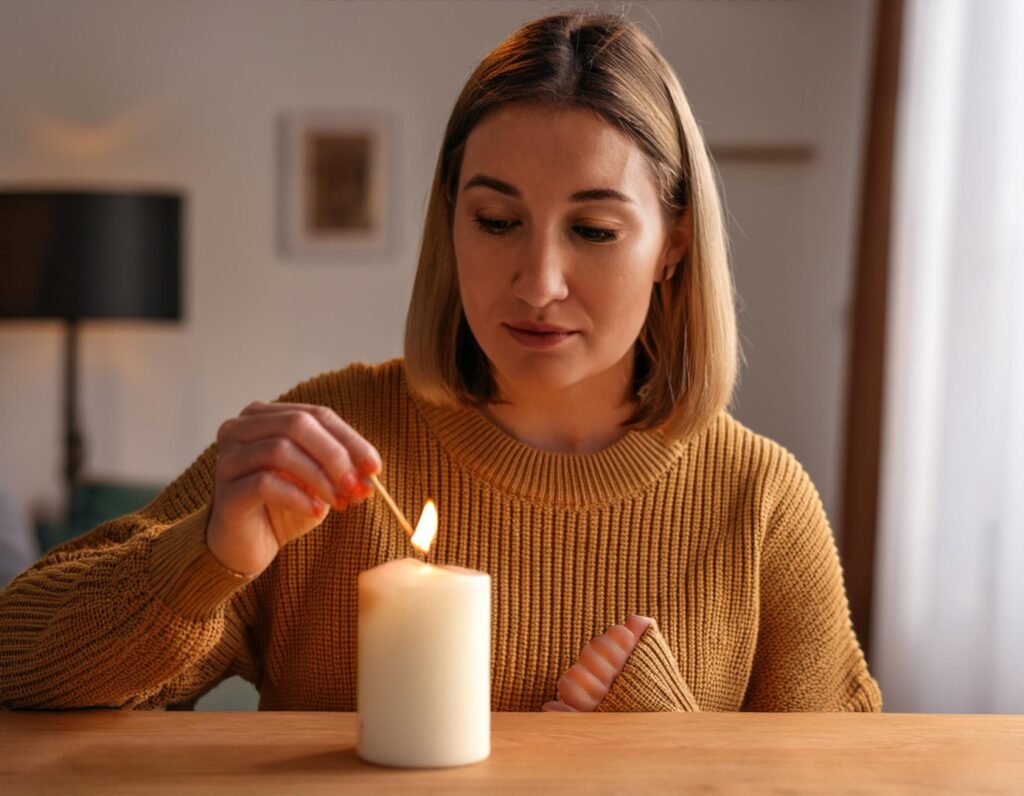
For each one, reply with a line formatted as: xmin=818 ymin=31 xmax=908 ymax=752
xmin=1 ymin=0 xmax=1020 ymax=713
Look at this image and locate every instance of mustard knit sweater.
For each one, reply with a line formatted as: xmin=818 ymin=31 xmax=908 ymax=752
xmin=0 ymin=359 xmax=882 ymax=712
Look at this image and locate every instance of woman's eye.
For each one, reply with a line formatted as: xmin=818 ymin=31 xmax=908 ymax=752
xmin=471 ymin=216 xmax=617 ymax=243
xmin=472 ymin=215 xmax=517 ymax=234
xmin=573 ymin=225 xmax=618 ymax=243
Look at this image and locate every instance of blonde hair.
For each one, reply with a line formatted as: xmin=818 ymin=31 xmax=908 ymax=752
xmin=404 ymin=9 xmax=737 ymax=444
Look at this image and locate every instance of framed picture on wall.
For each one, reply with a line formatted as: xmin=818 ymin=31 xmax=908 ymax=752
xmin=278 ymin=109 xmax=393 ymax=259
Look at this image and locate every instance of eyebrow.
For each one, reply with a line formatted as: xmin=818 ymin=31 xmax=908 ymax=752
xmin=461 ymin=173 xmax=636 ymax=205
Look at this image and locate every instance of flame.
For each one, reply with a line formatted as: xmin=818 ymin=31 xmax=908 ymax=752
xmin=410 ymin=500 xmax=437 ymax=554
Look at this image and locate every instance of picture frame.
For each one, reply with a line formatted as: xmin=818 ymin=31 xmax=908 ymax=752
xmin=278 ymin=109 xmax=393 ymax=259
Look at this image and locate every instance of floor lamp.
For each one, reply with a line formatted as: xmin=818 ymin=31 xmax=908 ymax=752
xmin=0 ymin=189 xmax=183 ymax=519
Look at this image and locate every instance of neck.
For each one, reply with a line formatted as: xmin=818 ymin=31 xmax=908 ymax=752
xmin=483 ymin=358 xmax=636 ymax=454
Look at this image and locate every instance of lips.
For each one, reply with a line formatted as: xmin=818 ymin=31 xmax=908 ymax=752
xmin=506 ymin=321 xmax=575 ymax=334
xmin=503 ymin=322 xmax=578 ymax=349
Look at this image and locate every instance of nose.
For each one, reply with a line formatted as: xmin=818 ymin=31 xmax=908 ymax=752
xmin=511 ymin=232 xmax=570 ymax=308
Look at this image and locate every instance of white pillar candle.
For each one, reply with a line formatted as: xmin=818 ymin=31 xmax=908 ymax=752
xmin=357 ymin=501 xmax=491 ymax=768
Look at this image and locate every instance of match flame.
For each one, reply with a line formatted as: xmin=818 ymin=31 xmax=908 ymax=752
xmin=410 ymin=500 xmax=437 ymax=554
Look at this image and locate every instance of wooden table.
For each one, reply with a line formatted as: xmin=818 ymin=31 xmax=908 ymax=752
xmin=2 ymin=711 xmax=1022 ymax=794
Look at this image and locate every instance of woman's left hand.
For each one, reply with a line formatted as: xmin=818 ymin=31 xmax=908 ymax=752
xmin=542 ymin=615 xmax=654 ymax=712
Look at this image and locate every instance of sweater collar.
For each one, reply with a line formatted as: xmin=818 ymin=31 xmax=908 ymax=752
xmin=407 ymin=377 xmax=690 ymax=507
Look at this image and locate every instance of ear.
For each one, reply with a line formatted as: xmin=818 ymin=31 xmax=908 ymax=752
xmin=658 ymin=204 xmax=692 ymax=282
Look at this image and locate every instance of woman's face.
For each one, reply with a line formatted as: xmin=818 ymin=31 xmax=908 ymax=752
xmin=452 ymin=103 xmax=689 ymax=400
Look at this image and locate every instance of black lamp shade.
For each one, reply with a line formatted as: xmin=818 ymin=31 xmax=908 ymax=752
xmin=0 ymin=190 xmax=182 ymax=320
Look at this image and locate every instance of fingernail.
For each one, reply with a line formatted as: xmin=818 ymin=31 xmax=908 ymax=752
xmin=359 ymin=458 xmax=379 ymax=476
xmin=311 ymin=497 xmax=326 ymax=515
xmin=341 ymin=473 xmax=359 ymax=493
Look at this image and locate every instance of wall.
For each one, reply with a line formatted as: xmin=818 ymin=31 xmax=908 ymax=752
xmin=0 ymin=0 xmax=874 ymax=706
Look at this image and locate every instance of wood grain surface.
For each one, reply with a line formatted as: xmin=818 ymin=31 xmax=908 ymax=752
xmin=1 ymin=711 xmax=1021 ymax=795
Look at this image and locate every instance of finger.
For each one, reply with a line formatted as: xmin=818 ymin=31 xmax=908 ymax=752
xmin=578 ymin=644 xmax=620 ymax=687
xmin=220 ymin=469 xmax=327 ymax=521
xmin=218 ymin=436 xmax=346 ymax=509
xmin=239 ymin=401 xmax=382 ymax=478
xmin=248 ymin=404 xmax=382 ymax=495
xmin=624 ymin=615 xmax=654 ymax=640
xmin=604 ymin=624 xmax=637 ymax=654
xmin=557 ymin=668 xmax=601 ymax=712
xmin=309 ymin=408 xmax=383 ymax=478
xmin=273 ymin=469 xmax=348 ymax=515
xmin=222 ymin=410 xmax=365 ymax=502
xmin=566 ymin=662 xmax=607 ymax=700
xmin=590 ymin=634 xmax=630 ymax=670
xmin=542 ymin=700 xmax=577 ymax=712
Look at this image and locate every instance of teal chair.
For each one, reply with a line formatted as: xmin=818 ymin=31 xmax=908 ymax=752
xmin=36 ymin=481 xmax=163 ymax=553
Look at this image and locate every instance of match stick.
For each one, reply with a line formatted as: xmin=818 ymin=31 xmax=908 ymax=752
xmin=368 ymin=474 xmax=415 ymax=538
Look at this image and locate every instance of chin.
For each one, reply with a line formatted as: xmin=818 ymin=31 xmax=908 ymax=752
xmin=508 ymin=369 xmax=583 ymax=395
xmin=488 ymin=350 xmax=600 ymax=396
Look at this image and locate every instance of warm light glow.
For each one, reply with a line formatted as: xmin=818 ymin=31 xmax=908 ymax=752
xmin=23 ymin=104 xmax=166 ymax=158
xmin=410 ymin=500 xmax=437 ymax=554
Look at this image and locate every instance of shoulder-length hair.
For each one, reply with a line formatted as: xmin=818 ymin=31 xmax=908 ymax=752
xmin=404 ymin=9 xmax=738 ymax=444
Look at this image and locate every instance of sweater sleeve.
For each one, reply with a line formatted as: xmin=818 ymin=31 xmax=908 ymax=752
xmin=595 ymin=620 xmax=700 ymax=712
xmin=0 ymin=443 xmax=260 ymax=710
xmin=741 ymin=451 xmax=883 ymax=712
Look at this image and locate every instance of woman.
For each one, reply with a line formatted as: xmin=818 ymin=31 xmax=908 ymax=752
xmin=0 ymin=10 xmax=881 ymax=713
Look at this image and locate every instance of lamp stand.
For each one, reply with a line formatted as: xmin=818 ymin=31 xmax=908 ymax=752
xmin=63 ymin=318 xmax=84 ymax=519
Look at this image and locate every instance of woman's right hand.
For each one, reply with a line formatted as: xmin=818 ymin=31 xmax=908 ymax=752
xmin=205 ymin=400 xmax=382 ymax=577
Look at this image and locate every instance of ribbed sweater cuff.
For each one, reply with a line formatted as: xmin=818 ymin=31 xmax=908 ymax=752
xmin=148 ymin=504 xmax=253 ymax=620
xmin=843 ymin=676 xmax=884 ymax=712
xmin=596 ymin=621 xmax=700 ymax=712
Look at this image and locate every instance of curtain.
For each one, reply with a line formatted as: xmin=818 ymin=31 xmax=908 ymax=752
xmin=873 ymin=0 xmax=1024 ymax=713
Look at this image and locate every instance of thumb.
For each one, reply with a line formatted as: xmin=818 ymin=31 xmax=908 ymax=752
xmin=624 ymin=614 xmax=654 ymax=641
